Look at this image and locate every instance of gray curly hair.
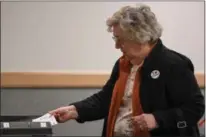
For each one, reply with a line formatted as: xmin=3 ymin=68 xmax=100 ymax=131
xmin=106 ymin=4 xmax=163 ymax=44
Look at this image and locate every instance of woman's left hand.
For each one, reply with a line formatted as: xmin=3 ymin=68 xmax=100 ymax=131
xmin=132 ymin=113 xmax=158 ymax=131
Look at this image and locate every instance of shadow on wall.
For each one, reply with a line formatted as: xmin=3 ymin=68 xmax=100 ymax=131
xmin=199 ymin=89 xmax=205 ymax=137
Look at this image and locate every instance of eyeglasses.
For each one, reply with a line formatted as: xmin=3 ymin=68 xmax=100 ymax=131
xmin=112 ymin=36 xmax=125 ymax=43
xmin=112 ymin=35 xmax=136 ymax=44
xmin=112 ymin=36 xmax=118 ymax=42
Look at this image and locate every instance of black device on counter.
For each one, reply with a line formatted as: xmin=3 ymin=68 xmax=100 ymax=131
xmin=0 ymin=115 xmax=52 ymax=137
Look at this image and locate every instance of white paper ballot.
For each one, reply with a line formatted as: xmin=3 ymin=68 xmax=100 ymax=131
xmin=32 ymin=113 xmax=58 ymax=126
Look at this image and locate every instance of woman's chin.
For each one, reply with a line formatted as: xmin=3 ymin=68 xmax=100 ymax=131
xmin=130 ymin=59 xmax=143 ymax=65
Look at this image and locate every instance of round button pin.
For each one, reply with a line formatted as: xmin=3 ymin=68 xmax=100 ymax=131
xmin=151 ymin=70 xmax=160 ymax=79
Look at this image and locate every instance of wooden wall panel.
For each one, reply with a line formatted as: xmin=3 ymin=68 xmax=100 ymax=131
xmin=1 ymin=72 xmax=204 ymax=88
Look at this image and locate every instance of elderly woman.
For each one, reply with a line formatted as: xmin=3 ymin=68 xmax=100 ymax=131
xmin=49 ymin=4 xmax=204 ymax=137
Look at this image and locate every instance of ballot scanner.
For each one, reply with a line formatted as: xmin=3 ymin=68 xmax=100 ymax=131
xmin=0 ymin=115 xmax=53 ymax=137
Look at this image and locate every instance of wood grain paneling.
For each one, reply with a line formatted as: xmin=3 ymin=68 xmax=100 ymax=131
xmin=1 ymin=72 xmax=204 ymax=88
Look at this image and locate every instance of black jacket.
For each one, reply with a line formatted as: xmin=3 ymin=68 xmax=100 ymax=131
xmin=71 ymin=39 xmax=205 ymax=137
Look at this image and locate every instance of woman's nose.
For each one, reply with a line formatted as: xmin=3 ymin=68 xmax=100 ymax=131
xmin=115 ymin=43 xmax=120 ymax=49
xmin=115 ymin=42 xmax=124 ymax=49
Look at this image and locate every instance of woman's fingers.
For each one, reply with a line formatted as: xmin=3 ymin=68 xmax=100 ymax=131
xmin=132 ymin=115 xmax=148 ymax=131
xmin=48 ymin=105 xmax=78 ymax=123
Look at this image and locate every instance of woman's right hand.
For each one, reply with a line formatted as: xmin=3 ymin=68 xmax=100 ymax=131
xmin=48 ymin=105 xmax=78 ymax=123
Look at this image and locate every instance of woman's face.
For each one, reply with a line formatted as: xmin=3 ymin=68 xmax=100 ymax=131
xmin=112 ymin=25 xmax=151 ymax=65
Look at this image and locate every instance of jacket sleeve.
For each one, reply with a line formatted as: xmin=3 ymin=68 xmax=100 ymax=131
xmin=69 ymin=60 xmax=119 ymax=123
xmin=152 ymin=64 xmax=205 ymax=128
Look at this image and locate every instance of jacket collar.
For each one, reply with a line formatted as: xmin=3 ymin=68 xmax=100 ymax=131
xmin=142 ymin=38 xmax=165 ymax=69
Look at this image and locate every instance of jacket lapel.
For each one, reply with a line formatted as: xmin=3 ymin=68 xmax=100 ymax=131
xmin=139 ymin=39 xmax=166 ymax=113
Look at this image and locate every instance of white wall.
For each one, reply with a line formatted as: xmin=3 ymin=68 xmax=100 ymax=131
xmin=1 ymin=1 xmax=204 ymax=73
